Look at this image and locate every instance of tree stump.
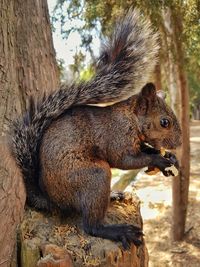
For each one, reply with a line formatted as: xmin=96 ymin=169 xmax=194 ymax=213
xmin=19 ymin=192 xmax=148 ymax=267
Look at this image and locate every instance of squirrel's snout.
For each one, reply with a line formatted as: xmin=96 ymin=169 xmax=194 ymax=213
xmin=162 ymin=134 xmax=182 ymax=149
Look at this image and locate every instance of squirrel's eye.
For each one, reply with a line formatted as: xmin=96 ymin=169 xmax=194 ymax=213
xmin=160 ymin=118 xmax=170 ymax=128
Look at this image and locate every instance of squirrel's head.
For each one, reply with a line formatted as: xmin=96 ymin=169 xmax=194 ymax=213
xmin=135 ymin=83 xmax=182 ymax=150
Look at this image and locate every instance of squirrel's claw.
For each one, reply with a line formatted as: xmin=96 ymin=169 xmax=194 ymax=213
xmin=164 ymin=151 xmax=179 ymax=170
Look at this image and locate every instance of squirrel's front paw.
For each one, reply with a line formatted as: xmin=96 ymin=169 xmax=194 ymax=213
xmin=152 ymin=155 xmax=174 ymax=177
xmin=164 ymin=151 xmax=179 ymax=169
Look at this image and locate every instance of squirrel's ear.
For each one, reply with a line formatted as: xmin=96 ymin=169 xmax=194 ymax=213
xmin=136 ymin=83 xmax=156 ymax=115
xmin=140 ymin=83 xmax=156 ymax=99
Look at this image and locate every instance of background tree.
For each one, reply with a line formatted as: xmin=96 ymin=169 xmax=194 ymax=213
xmin=0 ymin=0 xmax=59 ymax=264
xmin=163 ymin=5 xmax=190 ymax=241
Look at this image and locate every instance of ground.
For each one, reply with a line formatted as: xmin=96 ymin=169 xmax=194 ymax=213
xmin=133 ymin=121 xmax=200 ymax=267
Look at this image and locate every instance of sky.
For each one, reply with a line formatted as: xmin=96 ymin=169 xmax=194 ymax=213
xmin=47 ymin=0 xmax=100 ymax=69
xmin=48 ymin=0 xmax=82 ymax=68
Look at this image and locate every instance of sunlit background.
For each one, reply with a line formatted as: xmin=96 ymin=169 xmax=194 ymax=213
xmin=48 ymin=0 xmax=100 ymax=71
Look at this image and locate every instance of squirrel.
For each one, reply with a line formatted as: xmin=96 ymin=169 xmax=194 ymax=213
xmin=10 ymin=10 xmax=182 ymax=249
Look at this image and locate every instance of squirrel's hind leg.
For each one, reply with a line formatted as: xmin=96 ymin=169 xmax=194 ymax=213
xmin=79 ymin=161 xmax=143 ymax=249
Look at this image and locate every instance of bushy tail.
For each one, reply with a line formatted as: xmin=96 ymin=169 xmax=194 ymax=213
xmin=10 ymin=9 xmax=159 ymax=210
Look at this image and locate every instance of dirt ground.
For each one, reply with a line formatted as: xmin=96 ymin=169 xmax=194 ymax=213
xmin=134 ymin=121 xmax=200 ymax=267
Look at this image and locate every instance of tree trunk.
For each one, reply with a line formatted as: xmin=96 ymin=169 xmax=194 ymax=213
xmin=0 ymin=0 xmax=59 ymax=265
xmin=161 ymin=9 xmax=180 ymax=117
xmin=171 ymin=9 xmax=190 ymax=241
xmin=0 ymin=0 xmax=59 ymax=135
xmin=0 ymin=0 xmax=19 ymax=134
xmin=162 ymin=7 xmax=190 ymax=241
xmin=0 ymin=138 xmax=25 ymax=267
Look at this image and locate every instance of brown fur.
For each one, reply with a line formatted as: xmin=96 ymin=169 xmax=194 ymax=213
xmin=38 ymin=83 xmax=181 ymax=247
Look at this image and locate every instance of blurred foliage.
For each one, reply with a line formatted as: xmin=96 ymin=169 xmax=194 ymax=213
xmin=69 ymin=51 xmax=85 ymax=78
xmin=188 ymin=72 xmax=200 ymax=108
xmin=79 ymin=65 xmax=95 ymax=81
xmin=51 ymin=0 xmax=200 ymax=113
xmin=56 ymin=58 xmax=66 ymax=81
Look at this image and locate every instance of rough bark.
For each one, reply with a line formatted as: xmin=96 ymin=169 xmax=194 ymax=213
xmin=0 ymin=0 xmax=59 ymax=135
xmin=19 ymin=192 xmax=148 ymax=267
xmin=14 ymin=0 xmax=59 ymax=110
xmin=0 ymin=0 xmax=59 ymax=265
xmin=0 ymin=138 xmax=25 ymax=266
xmin=0 ymin=0 xmax=20 ymax=134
